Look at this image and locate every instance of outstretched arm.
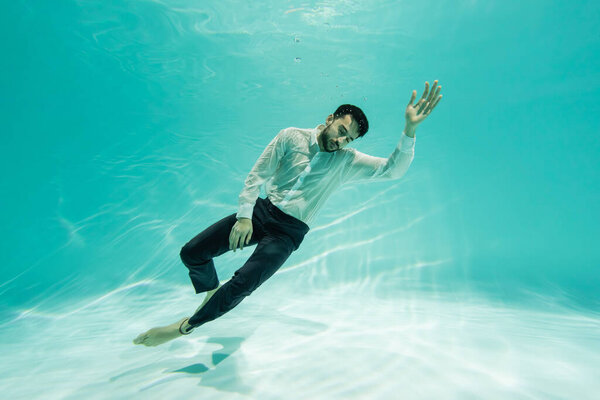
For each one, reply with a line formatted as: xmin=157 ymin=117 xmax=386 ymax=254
xmin=342 ymin=80 xmax=442 ymax=183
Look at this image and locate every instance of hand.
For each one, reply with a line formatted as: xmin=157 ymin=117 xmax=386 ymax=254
xmin=406 ymin=80 xmax=443 ymax=127
xmin=229 ymin=218 xmax=253 ymax=252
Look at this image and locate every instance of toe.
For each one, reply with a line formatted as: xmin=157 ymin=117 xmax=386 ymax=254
xmin=133 ymin=334 xmax=147 ymax=345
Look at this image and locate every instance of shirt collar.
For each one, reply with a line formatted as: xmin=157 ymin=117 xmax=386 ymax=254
xmin=310 ymin=124 xmax=325 ymax=150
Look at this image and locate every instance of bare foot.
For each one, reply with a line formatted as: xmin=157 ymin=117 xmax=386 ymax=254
xmin=133 ymin=317 xmax=188 ymax=347
xmin=133 ymin=283 xmax=224 ymax=347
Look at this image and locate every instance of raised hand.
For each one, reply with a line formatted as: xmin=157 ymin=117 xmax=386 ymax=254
xmin=405 ymin=80 xmax=443 ymax=127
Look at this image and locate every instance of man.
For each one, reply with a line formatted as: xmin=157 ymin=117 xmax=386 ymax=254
xmin=134 ymin=80 xmax=442 ymax=347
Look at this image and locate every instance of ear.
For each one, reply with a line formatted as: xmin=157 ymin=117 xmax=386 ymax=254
xmin=326 ymin=114 xmax=334 ymax=124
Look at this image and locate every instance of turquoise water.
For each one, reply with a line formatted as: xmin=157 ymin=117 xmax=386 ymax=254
xmin=2 ymin=0 xmax=599 ymax=398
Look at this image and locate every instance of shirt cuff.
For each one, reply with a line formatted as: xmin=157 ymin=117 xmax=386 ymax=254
xmin=236 ymin=203 xmax=255 ymax=220
xmin=398 ymin=131 xmax=416 ymax=152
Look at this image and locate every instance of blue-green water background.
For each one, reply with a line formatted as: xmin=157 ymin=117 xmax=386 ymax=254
xmin=1 ymin=1 xmax=599 ymax=399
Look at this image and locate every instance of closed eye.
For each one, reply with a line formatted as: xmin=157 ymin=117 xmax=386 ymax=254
xmin=340 ymin=127 xmax=353 ymax=142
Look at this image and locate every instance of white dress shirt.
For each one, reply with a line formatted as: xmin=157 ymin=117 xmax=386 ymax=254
xmin=236 ymin=124 xmax=416 ymax=227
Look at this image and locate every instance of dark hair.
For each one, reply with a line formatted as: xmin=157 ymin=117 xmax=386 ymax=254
xmin=333 ymin=104 xmax=369 ymax=138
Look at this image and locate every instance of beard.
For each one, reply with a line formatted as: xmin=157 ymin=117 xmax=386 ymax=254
xmin=322 ymin=124 xmax=338 ymax=152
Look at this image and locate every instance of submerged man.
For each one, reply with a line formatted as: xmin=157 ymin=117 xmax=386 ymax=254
xmin=134 ymin=80 xmax=442 ymax=347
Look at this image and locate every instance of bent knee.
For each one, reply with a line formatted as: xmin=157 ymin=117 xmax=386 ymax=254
xmin=180 ymin=243 xmax=200 ymax=265
xmin=179 ymin=244 xmax=189 ymax=261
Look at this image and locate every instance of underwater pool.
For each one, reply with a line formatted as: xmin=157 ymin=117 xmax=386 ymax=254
xmin=1 ymin=1 xmax=598 ymax=399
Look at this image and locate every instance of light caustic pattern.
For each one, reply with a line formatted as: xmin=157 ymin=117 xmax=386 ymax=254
xmin=1 ymin=280 xmax=598 ymax=399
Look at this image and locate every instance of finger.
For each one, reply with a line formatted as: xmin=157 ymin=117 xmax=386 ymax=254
xmin=417 ymin=98 xmax=428 ymax=115
xmin=419 ymin=81 xmax=429 ymax=102
xmin=230 ymin=231 xmax=239 ymax=251
xmin=423 ymin=100 xmax=433 ymax=115
xmin=423 ymin=87 xmax=440 ymax=114
xmin=233 ymin=234 xmax=241 ymax=252
xmin=422 ymin=101 xmax=433 ymax=115
xmin=245 ymin=231 xmax=252 ymax=245
xmin=427 ymin=95 xmax=443 ymax=114
xmin=432 ymin=84 xmax=441 ymax=101
xmin=426 ymin=80 xmax=438 ymax=103
xmin=421 ymin=82 xmax=440 ymax=114
xmin=423 ymin=94 xmax=442 ymax=116
xmin=240 ymin=232 xmax=246 ymax=250
xmin=407 ymin=90 xmax=416 ymax=107
xmin=241 ymin=232 xmax=250 ymax=250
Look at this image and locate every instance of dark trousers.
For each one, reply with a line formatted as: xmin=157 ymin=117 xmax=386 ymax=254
xmin=180 ymin=196 xmax=310 ymax=328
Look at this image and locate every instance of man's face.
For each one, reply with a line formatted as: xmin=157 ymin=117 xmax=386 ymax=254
xmin=320 ymin=114 xmax=359 ymax=153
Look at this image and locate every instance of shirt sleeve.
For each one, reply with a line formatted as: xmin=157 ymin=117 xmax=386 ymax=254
xmin=236 ymin=129 xmax=288 ymax=219
xmin=342 ymin=131 xmax=415 ymax=184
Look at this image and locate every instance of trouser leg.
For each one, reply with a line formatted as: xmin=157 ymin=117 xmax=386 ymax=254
xmin=179 ymin=212 xmax=262 ymax=294
xmin=188 ymin=234 xmax=295 ymax=328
